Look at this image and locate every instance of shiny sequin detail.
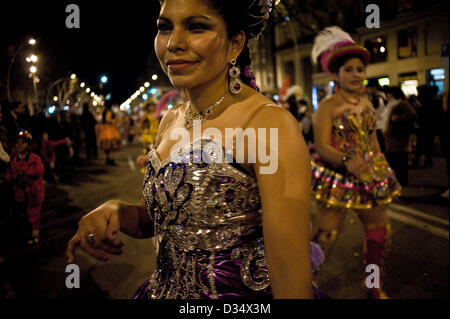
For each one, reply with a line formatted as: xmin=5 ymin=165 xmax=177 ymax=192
xmin=143 ymin=138 xmax=269 ymax=298
xmin=310 ymin=109 xmax=401 ymax=210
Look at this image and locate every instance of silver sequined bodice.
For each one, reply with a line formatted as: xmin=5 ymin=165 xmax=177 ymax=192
xmin=143 ymin=138 xmax=270 ymax=299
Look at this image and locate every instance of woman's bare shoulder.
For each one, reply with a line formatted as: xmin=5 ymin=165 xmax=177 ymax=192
xmin=314 ymin=96 xmax=339 ymax=118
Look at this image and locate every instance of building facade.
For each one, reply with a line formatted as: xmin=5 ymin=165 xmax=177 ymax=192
xmin=261 ymin=1 xmax=448 ymax=109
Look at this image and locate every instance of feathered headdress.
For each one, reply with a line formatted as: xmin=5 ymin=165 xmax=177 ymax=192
xmin=311 ymin=26 xmax=370 ymax=75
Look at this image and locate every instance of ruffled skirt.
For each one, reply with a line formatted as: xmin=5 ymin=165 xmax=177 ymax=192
xmin=310 ymin=147 xmax=401 ymax=210
xmin=98 ymin=124 xmax=121 ymax=151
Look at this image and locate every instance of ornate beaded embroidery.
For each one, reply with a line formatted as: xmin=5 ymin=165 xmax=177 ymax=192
xmin=143 ymin=138 xmax=270 ymax=298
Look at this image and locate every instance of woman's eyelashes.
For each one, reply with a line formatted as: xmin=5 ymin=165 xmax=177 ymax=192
xmin=156 ymin=21 xmax=211 ymax=33
xmin=344 ymin=67 xmax=365 ymax=73
xmin=189 ymin=22 xmax=210 ymax=31
xmin=157 ymin=22 xmax=171 ymax=32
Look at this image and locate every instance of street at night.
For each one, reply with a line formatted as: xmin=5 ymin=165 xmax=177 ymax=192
xmin=0 ymin=143 xmax=447 ymax=298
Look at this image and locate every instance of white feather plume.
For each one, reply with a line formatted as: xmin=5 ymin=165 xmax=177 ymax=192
xmin=311 ymin=26 xmax=355 ymax=64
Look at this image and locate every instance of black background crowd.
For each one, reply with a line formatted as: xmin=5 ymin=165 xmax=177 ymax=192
xmin=0 ymin=101 xmax=98 ymax=254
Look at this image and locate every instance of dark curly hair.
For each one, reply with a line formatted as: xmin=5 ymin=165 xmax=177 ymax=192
xmin=158 ymin=0 xmax=274 ymax=91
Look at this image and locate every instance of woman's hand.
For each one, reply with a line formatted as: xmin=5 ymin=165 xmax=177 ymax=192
xmin=136 ymin=154 xmax=147 ymax=167
xmin=66 ymin=200 xmax=124 ymax=263
xmin=346 ymin=155 xmax=371 ymax=179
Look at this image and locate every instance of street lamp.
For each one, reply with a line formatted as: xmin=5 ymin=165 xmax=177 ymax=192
xmin=100 ymin=75 xmax=109 ymax=84
xmin=152 ymin=74 xmax=158 ymax=81
xmin=71 ymin=74 xmax=77 ymax=79
xmin=30 ymin=66 xmax=37 ymax=73
xmin=7 ymin=37 xmax=37 ymax=102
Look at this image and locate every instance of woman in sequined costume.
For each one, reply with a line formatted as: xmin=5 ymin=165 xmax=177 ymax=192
xmin=67 ymin=0 xmax=325 ymax=299
xmin=309 ymin=27 xmax=401 ymax=299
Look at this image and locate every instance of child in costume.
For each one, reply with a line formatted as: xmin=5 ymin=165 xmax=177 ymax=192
xmin=99 ymin=103 xmax=121 ymax=165
xmin=5 ymin=130 xmax=45 ymax=245
xmin=310 ymin=27 xmax=401 ymax=298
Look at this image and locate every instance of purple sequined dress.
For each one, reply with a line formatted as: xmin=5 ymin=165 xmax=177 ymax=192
xmin=133 ymin=138 xmax=325 ymax=299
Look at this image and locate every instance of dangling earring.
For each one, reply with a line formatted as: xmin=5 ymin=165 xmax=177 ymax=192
xmin=229 ymin=59 xmax=242 ymax=95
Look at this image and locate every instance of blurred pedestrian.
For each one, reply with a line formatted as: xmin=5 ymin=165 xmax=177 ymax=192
xmin=80 ymin=103 xmax=98 ymax=160
xmin=1 ymin=103 xmax=15 ymax=257
xmin=4 ymin=130 xmax=44 ymax=245
xmin=3 ymin=102 xmax=26 ymax=150
xmin=441 ymin=90 xmax=449 ymax=199
xmin=61 ymin=111 xmax=78 ymax=165
xmin=383 ymin=87 xmax=417 ymax=186
xmin=69 ymin=107 xmax=83 ymax=164
xmin=0 ymin=104 xmax=10 ymax=166
xmin=298 ymin=101 xmax=313 ymax=144
xmin=99 ymin=102 xmax=121 ymax=165
xmin=40 ymin=131 xmax=69 ymax=183
xmin=366 ymin=79 xmax=387 ymax=152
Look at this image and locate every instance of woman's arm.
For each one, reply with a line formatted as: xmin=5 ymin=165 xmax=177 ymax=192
xmin=313 ymin=100 xmax=347 ymax=168
xmin=248 ymin=105 xmax=313 ymax=299
xmin=116 ymin=199 xmax=154 ymax=238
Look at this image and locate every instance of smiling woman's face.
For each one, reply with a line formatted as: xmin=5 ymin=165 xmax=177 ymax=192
xmin=334 ymin=57 xmax=366 ymax=93
xmin=155 ymin=0 xmax=233 ymax=90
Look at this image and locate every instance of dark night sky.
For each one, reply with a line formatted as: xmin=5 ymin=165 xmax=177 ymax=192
xmin=1 ymin=0 xmax=166 ymax=104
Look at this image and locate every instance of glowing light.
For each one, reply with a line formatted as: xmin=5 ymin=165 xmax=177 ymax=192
xmin=26 ymin=57 xmax=31 ymax=63
xmin=100 ymin=75 xmax=109 ymax=84
xmin=140 ymin=87 xmax=145 ymax=92
xmin=30 ymin=66 xmax=37 ymax=73
xmin=71 ymin=74 xmax=77 ymax=79
xmin=168 ymin=104 xmax=173 ymax=109
xmin=53 ymin=96 xmax=58 ymax=102
xmin=29 ymin=39 xmax=36 ymax=45
xmin=142 ymin=94 xmax=148 ymax=100
xmin=80 ymin=82 xmax=86 ymax=88
xmin=378 ymin=77 xmax=390 ymax=86
xmin=144 ymin=82 xmax=150 ymax=88
xmin=152 ymin=74 xmax=158 ymax=81
xmin=64 ymin=106 xmax=70 ymax=111
xmin=86 ymin=88 xmax=91 ymax=93
xmin=90 ymin=92 xmax=95 ymax=97
xmin=401 ymin=80 xmax=419 ymax=96
xmin=150 ymin=88 xmax=157 ymax=95
xmin=93 ymin=101 xmax=98 ymax=106
xmin=380 ymin=46 xmax=386 ymax=53
xmin=273 ymin=94 xmax=279 ymax=101
xmin=48 ymin=106 xmax=56 ymax=114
